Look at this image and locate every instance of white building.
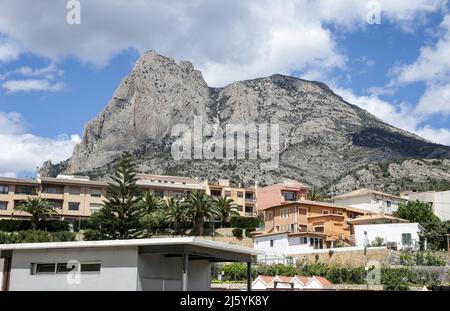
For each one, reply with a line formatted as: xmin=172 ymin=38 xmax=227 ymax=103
xmin=353 ymin=222 xmax=424 ymax=251
xmin=406 ymin=190 xmax=450 ymax=221
xmin=253 ymin=232 xmax=319 ymax=259
xmin=332 ymin=188 xmax=407 ymax=214
xmin=0 ymin=237 xmax=261 ymax=291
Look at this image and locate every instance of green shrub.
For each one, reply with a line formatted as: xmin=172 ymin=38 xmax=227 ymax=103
xmin=0 ymin=219 xmax=31 ymax=232
xmin=0 ymin=230 xmax=76 ymax=243
xmin=37 ymin=220 xmax=70 ymax=232
xmin=381 ymin=268 xmax=410 ymax=290
xmin=83 ymin=229 xmax=105 ymax=241
xmin=51 ymin=231 xmax=76 ymax=242
xmin=232 ymin=228 xmax=243 ymax=239
xmin=0 ymin=219 xmax=70 ymax=232
xmin=230 ymin=216 xmax=260 ymax=229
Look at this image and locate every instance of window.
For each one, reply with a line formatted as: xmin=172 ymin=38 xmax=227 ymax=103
xmin=69 ymin=187 xmax=81 ymax=195
xmin=402 ymin=233 xmax=412 ymax=246
xmin=153 ymin=190 xmax=164 ymax=198
xmin=299 ymin=208 xmax=307 ymax=215
xmin=49 ymin=200 xmax=63 ymax=209
xmin=322 ymin=210 xmax=330 ymax=215
xmin=236 ymin=205 xmax=243 ymax=211
xmin=90 ymin=204 xmax=102 ymax=213
xmin=281 ymin=208 xmax=290 ymax=219
xmin=237 ymin=191 xmax=243 ymax=198
xmin=300 ymin=237 xmax=308 ymax=244
xmin=282 ymin=191 xmax=296 ymax=201
xmin=43 ymin=186 xmax=63 ymax=194
xmin=16 ymin=186 xmax=36 ymax=195
xmin=266 ymin=211 xmax=273 ymax=221
xmin=290 ymin=224 xmax=295 ymax=232
xmin=0 ymin=201 xmax=7 ymax=210
xmin=172 ymin=192 xmax=184 ymax=200
xmin=224 ymin=191 xmax=231 ymax=197
xmin=0 ymin=185 xmax=9 ymax=194
xmin=314 ymin=226 xmax=324 ymax=233
xmin=310 ymin=238 xmax=324 ymax=249
xmin=90 ymin=188 xmax=102 ymax=198
xmin=270 ymin=240 xmax=274 ymax=247
xmin=31 ymin=262 xmax=101 ymax=275
xmin=81 ymin=263 xmax=101 ymax=272
xmin=386 ymin=200 xmax=392 ymax=208
xmin=68 ymin=202 xmax=80 ymax=211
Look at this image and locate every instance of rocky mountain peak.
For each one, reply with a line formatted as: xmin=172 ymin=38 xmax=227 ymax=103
xmin=41 ymin=51 xmax=450 ymax=188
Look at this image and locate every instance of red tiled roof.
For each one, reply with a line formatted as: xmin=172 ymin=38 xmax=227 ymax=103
xmin=276 ymin=275 xmax=293 ymax=283
xmin=294 ymin=275 xmax=310 ymax=285
xmin=312 ymin=276 xmax=332 ymax=286
xmin=258 ymin=275 xmax=276 ymax=285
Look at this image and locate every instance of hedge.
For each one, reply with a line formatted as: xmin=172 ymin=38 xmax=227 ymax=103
xmin=0 ymin=219 xmax=70 ymax=232
xmin=219 ymin=262 xmax=445 ymax=289
xmin=0 ymin=230 xmax=76 ymax=244
xmin=230 ymin=216 xmax=260 ymax=229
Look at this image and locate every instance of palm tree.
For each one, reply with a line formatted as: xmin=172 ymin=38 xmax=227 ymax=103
xmin=307 ymin=187 xmax=324 ymax=201
xmin=139 ymin=191 xmax=163 ymax=213
xmin=16 ymin=197 xmax=57 ymax=230
xmin=214 ymin=196 xmax=239 ymax=227
xmin=164 ymin=198 xmax=186 ymax=235
xmin=184 ymin=190 xmax=217 ymax=236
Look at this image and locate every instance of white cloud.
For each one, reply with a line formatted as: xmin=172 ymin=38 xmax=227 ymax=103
xmin=415 ymin=125 xmax=450 ymax=146
xmin=0 ymin=112 xmax=80 ymax=176
xmin=2 ymin=79 xmax=65 ymax=93
xmin=0 ymin=37 xmax=20 ymax=62
xmin=334 ymin=87 xmax=450 ymax=146
xmin=416 ymin=83 xmax=450 ymax=116
xmin=0 ymin=0 xmax=445 ymax=86
xmin=0 ymin=172 xmax=17 ymax=178
xmin=390 ymin=14 xmax=450 ymax=118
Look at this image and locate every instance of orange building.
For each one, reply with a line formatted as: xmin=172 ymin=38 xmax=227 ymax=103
xmin=255 ymin=200 xmax=370 ymax=249
xmin=256 ymin=181 xmax=309 ymax=212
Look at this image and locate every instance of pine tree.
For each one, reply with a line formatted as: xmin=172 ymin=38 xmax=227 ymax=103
xmin=85 ymin=152 xmax=144 ymax=240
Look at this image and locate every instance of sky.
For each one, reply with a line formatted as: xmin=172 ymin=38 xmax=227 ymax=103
xmin=0 ymin=0 xmax=450 ymax=178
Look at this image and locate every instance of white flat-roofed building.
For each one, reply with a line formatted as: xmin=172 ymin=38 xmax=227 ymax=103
xmin=0 ymin=237 xmax=262 ymax=291
xmin=353 ymin=222 xmax=424 ymax=251
xmin=332 ymin=188 xmax=407 ymax=215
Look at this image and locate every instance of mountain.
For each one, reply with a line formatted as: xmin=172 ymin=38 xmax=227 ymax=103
xmin=40 ymin=51 xmax=450 ymax=187
xmin=322 ymin=158 xmax=450 ymax=196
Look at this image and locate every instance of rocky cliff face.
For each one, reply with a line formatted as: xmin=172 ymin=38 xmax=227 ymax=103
xmin=42 ymin=51 xmax=450 ymax=187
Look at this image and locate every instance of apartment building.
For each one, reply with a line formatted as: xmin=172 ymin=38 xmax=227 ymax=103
xmin=256 ymin=181 xmax=309 ymax=212
xmin=0 ymin=174 xmax=257 ymax=220
xmin=332 ymin=188 xmax=407 ymax=215
xmin=208 ymin=179 xmax=257 ymax=216
xmin=253 ymin=200 xmax=369 ymax=254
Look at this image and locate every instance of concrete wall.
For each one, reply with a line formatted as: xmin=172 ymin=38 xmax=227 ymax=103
xmin=137 ymin=253 xmax=211 ymax=291
xmin=354 ymin=223 xmax=422 ymax=250
xmin=8 ymin=246 xmax=139 ymax=291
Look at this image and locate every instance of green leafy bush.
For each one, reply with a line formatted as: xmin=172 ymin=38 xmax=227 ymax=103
xmin=0 ymin=230 xmax=76 ymax=243
xmin=232 ymin=228 xmax=243 ymax=239
xmin=0 ymin=219 xmax=70 ymax=232
xmin=51 ymin=231 xmax=76 ymax=242
xmin=230 ymin=216 xmax=260 ymax=229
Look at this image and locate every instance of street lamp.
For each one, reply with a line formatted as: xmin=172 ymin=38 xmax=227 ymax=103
xmin=364 ymin=231 xmax=369 ymax=290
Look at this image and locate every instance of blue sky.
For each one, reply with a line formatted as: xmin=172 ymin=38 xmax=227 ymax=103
xmin=0 ymin=0 xmax=450 ymax=177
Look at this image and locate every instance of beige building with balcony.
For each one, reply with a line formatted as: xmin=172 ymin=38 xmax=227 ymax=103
xmin=0 ymin=174 xmax=257 ymax=220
